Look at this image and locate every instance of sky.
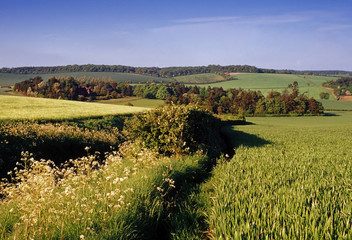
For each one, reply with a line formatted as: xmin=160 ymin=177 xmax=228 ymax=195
xmin=1 ymin=0 xmax=352 ymax=70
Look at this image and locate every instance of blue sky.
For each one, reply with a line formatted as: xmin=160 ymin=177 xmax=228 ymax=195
xmin=1 ymin=0 xmax=352 ymax=70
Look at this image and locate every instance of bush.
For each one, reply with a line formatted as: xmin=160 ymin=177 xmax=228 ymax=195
xmin=0 ymin=121 xmax=124 ymax=178
xmin=319 ymin=92 xmax=330 ymax=100
xmin=125 ymin=105 xmax=223 ymax=156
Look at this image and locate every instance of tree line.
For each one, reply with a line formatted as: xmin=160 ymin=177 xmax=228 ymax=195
xmin=2 ymin=64 xmax=275 ymax=77
xmin=14 ymin=76 xmax=323 ymax=116
xmin=322 ymin=77 xmax=352 ymax=97
xmin=14 ymin=76 xmax=134 ymax=101
xmin=2 ymin=64 xmax=350 ymax=77
xmin=164 ymin=81 xmax=323 ymax=116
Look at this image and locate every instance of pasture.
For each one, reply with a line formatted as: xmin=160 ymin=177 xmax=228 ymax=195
xmin=0 ymin=95 xmax=148 ymax=120
xmin=174 ymin=73 xmax=225 ymax=84
xmin=205 ymin=73 xmax=337 ymax=99
xmin=97 ymin=98 xmax=165 ymax=108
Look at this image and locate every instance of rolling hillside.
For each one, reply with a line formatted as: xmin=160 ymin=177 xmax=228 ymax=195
xmin=0 ymin=95 xmax=148 ymax=120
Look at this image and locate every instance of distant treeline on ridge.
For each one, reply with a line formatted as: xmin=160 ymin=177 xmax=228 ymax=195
xmin=2 ymin=64 xmax=351 ymax=77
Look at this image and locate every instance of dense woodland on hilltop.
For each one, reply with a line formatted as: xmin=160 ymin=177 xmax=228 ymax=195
xmin=2 ymin=64 xmax=350 ymax=77
xmin=14 ymin=76 xmax=323 ymax=116
xmin=323 ymin=77 xmax=352 ymax=97
xmin=1 ymin=64 xmax=272 ymax=77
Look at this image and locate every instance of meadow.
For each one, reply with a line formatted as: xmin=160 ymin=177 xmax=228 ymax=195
xmin=97 ymin=98 xmax=165 ymax=108
xmin=205 ymin=73 xmax=337 ymax=100
xmin=0 ymin=95 xmax=148 ymax=120
xmin=174 ymin=73 xmax=226 ymax=84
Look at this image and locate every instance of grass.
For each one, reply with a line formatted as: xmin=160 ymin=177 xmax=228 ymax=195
xmin=0 ymin=88 xmax=12 ymax=96
xmin=96 ymin=97 xmax=165 ymax=108
xmin=0 ymin=142 xmax=208 ymax=239
xmin=0 ymin=95 xmax=148 ymax=120
xmin=1 ymin=97 xmax=352 ymax=238
xmin=174 ymin=73 xmax=225 ymax=84
xmin=319 ymin=99 xmax=352 ymax=111
xmin=204 ymin=73 xmax=337 ymax=99
xmin=0 ymin=72 xmax=171 ymax=86
xmin=200 ymin=111 xmax=352 ymax=239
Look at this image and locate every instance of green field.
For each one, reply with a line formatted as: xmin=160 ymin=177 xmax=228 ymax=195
xmin=319 ymin=99 xmax=352 ymax=111
xmin=0 ymin=72 xmax=171 ymax=86
xmin=1 ymin=101 xmax=352 ymax=238
xmin=1 ymin=73 xmax=352 ymax=238
xmin=174 ymin=73 xmax=226 ymax=84
xmin=200 ymin=111 xmax=352 ymax=239
xmin=204 ymin=73 xmax=337 ymax=99
xmin=0 ymin=95 xmax=148 ymax=120
xmin=97 ymin=98 xmax=165 ymax=108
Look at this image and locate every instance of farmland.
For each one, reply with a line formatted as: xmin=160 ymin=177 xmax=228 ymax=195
xmin=0 ymin=95 xmax=148 ymax=120
xmin=205 ymin=73 xmax=338 ymax=100
xmin=1 ymin=72 xmax=352 ymax=238
xmin=174 ymin=73 xmax=226 ymax=84
xmin=202 ymin=111 xmax=352 ymax=239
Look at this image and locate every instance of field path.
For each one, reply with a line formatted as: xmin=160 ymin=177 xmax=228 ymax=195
xmin=319 ymin=86 xmax=338 ymax=100
xmin=319 ymin=86 xmax=352 ymax=101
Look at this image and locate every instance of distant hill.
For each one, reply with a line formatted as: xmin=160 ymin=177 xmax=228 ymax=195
xmin=0 ymin=64 xmax=274 ymax=78
xmin=1 ymin=64 xmax=351 ymax=79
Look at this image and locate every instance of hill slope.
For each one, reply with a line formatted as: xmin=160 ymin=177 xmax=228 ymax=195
xmin=0 ymin=95 xmax=148 ymax=120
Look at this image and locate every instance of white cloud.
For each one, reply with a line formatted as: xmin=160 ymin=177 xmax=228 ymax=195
xmin=318 ymin=24 xmax=352 ymax=32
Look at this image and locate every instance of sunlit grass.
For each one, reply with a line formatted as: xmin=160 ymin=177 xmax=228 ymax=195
xmin=202 ymin=111 xmax=352 ymax=239
xmin=97 ymin=97 xmax=165 ymax=108
xmin=0 ymin=95 xmax=148 ymax=120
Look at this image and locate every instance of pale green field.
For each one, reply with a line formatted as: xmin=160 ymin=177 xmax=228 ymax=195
xmin=203 ymin=111 xmax=352 ymax=239
xmin=97 ymin=98 xmax=165 ymax=108
xmin=0 ymin=95 xmax=149 ymax=120
xmin=174 ymin=73 xmax=225 ymax=83
xmin=319 ymin=99 xmax=352 ymax=111
xmin=204 ymin=73 xmax=337 ymax=99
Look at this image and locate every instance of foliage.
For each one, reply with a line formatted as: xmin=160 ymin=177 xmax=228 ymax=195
xmin=0 ymin=138 xmax=211 ymax=239
xmin=166 ymin=82 xmax=324 ymax=116
xmin=2 ymin=64 xmax=351 ymax=79
xmin=0 ymin=64 xmax=271 ymax=78
xmin=14 ymin=76 xmax=135 ymax=100
xmin=319 ymin=92 xmax=330 ymax=99
xmin=323 ymin=77 xmax=352 ymax=97
xmin=0 ymin=121 xmax=124 ymax=178
xmin=125 ymin=105 xmax=224 ymax=156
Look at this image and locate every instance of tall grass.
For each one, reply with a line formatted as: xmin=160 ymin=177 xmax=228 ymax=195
xmin=0 ymin=142 xmax=208 ymax=239
xmin=201 ymin=113 xmax=352 ymax=239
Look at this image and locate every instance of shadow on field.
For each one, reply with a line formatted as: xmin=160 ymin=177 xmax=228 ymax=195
xmin=221 ymin=125 xmax=271 ymax=149
xmin=324 ymin=112 xmax=339 ymax=116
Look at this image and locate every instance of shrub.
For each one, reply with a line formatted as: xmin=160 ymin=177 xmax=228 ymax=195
xmin=0 ymin=121 xmax=124 ymax=178
xmin=319 ymin=92 xmax=330 ymax=100
xmin=125 ymin=105 xmax=223 ymax=156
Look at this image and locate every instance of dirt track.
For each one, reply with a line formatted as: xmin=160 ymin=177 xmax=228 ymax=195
xmin=320 ymin=87 xmax=352 ymax=101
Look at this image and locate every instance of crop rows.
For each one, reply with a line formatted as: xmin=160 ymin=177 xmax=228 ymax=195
xmin=203 ymin=121 xmax=352 ymax=239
